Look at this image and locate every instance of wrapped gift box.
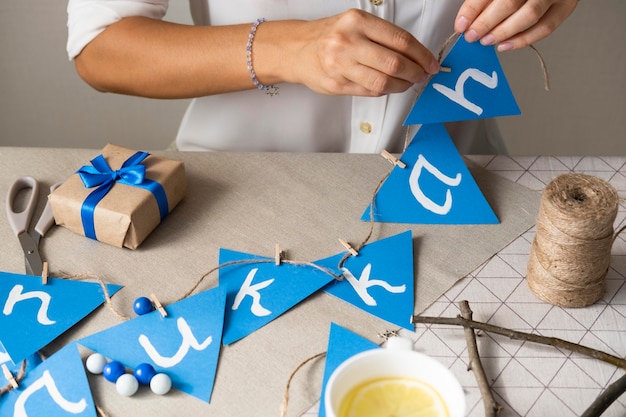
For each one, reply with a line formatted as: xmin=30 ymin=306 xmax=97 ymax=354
xmin=49 ymin=144 xmax=187 ymax=249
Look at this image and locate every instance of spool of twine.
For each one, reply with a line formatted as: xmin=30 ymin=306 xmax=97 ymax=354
xmin=527 ymin=173 xmax=619 ymax=308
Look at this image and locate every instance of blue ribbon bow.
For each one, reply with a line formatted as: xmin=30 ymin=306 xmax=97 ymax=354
xmin=77 ymin=151 xmax=169 ymax=241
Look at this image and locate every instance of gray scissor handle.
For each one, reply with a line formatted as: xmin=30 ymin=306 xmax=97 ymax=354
xmin=33 ymin=182 xmax=63 ymax=237
xmin=6 ymin=176 xmax=39 ymax=237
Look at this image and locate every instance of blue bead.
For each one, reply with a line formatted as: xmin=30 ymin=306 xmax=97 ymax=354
xmin=102 ymin=361 xmax=126 ymax=383
xmin=134 ymin=363 xmax=157 ymax=385
xmin=133 ymin=296 xmax=154 ymax=316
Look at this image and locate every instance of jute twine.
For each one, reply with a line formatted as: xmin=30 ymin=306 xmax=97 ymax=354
xmin=527 ymin=173 xmax=620 ymax=308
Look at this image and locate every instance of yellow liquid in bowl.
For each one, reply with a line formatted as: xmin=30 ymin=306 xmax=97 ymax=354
xmin=338 ymin=376 xmax=449 ymax=417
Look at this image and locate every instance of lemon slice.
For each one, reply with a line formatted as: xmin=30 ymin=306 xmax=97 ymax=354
xmin=338 ymin=376 xmax=449 ymax=417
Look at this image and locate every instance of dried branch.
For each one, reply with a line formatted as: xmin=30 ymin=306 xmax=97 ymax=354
xmin=581 ymin=372 xmax=626 ymax=417
xmin=459 ymin=301 xmax=502 ymax=416
xmin=411 ymin=312 xmax=626 ymax=369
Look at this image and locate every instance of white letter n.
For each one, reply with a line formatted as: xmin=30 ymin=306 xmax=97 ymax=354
xmin=3 ymin=285 xmax=56 ymax=325
xmin=433 ymin=68 xmax=498 ymax=115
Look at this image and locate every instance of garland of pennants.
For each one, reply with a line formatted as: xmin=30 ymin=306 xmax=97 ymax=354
xmin=0 ymin=34 xmax=521 ymax=415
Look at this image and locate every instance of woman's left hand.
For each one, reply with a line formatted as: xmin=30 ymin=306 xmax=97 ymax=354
xmin=454 ymin=0 xmax=579 ymax=51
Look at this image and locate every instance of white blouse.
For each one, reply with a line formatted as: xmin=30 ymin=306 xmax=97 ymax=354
xmin=67 ymin=0 xmax=503 ymax=153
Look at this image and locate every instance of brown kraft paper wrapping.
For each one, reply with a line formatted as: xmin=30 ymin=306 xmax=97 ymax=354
xmin=49 ymin=143 xmax=187 ymax=249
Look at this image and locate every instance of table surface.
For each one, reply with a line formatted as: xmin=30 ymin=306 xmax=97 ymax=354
xmin=1 ymin=150 xmax=624 ymax=417
xmin=306 ymin=155 xmax=626 ymax=417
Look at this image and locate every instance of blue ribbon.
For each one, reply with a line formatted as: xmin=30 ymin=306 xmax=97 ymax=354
xmin=77 ymin=151 xmax=169 ymax=241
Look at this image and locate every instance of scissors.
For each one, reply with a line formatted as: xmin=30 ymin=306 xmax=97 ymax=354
xmin=6 ymin=176 xmax=62 ymax=276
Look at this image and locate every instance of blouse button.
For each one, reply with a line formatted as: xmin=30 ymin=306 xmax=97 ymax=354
xmin=370 ymin=0 xmax=383 ymax=5
xmin=360 ymin=122 xmax=373 ymax=134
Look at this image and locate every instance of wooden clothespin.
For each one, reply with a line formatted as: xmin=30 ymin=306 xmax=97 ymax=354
xmin=2 ymin=364 xmax=18 ymax=389
xmin=275 ymin=244 xmax=283 ymax=266
xmin=380 ymin=150 xmax=406 ymax=169
xmin=439 ymin=66 xmax=452 ymax=72
xmin=41 ymin=261 xmax=49 ymax=285
xmin=150 ymin=293 xmax=168 ymax=318
xmin=338 ymin=238 xmax=359 ymax=257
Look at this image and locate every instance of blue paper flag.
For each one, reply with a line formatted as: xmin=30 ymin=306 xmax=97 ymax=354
xmin=315 ymin=231 xmax=414 ymax=329
xmin=318 ymin=323 xmax=380 ymax=417
xmin=0 ymin=271 xmax=122 ymax=364
xmin=78 ymin=287 xmax=227 ymax=403
xmin=404 ymin=34 xmax=520 ymax=125
xmin=0 ymin=343 xmax=97 ymax=417
xmin=218 ymin=248 xmax=336 ymax=345
xmin=362 ymin=123 xmax=499 ymax=224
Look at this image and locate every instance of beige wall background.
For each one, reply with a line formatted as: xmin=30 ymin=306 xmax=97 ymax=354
xmin=0 ymin=1 xmax=624 ymax=155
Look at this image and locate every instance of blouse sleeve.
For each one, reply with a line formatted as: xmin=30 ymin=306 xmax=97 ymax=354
xmin=67 ymin=0 xmax=169 ymax=60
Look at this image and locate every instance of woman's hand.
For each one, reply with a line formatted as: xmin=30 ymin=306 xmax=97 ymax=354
xmin=278 ymin=9 xmax=440 ymax=96
xmin=454 ymin=0 xmax=578 ymax=51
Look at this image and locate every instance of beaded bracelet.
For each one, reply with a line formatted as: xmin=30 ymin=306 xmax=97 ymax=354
xmin=246 ymin=18 xmax=279 ymax=96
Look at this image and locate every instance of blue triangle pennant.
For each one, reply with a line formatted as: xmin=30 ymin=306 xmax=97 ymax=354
xmin=318 ymin=323 xmax=380 ymax=417
xmin=218 ymin=248 xmax=336 ymax=345
xmin=0 ymin=342 xmax=97 ymax=417
xmin=0 ymin=271 xmax=122 ymax=364
xmin=78 ymin=287 xmax=227 ymax=403
xmin=404 ymin=33 xmax=520 ymax=125
xmin=362 ymin=124 xmax=499 ymax=224
xmin=315 ymin=231 xmax=414 ymax=329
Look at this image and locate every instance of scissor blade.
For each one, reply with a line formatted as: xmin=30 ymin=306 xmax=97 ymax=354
xmin=17 ymin=232 xmax=43 ymax=276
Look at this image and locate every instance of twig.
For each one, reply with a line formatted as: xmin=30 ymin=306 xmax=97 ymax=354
xmin=459 ymin=301 xmax=502 ymax=416
xmin=411 ymin=314 xmax=626 ymax=369
xmin=581 ymin=372 xmax=626 ymax=417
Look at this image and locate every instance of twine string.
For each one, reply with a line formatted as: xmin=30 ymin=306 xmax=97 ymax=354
xmin=528 ymin=44 xmax=551 ymax=91
xmin=337 ymin=169 xmax=391 ymax=270
xmin=279 ymin=351 xmax=327 ymax=417
xmin=54 ymin=271 xmax=131 ymax=321
xmin=527 ymin=173 xmax=621 ymax=307
xmin=178 ymin=258 xmax=344 ymax=302
xmin=612 ymin=223 xmax=626 ymax=245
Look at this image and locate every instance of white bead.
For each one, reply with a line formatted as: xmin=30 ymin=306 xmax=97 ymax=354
xmin=116 ymin=373 xmax=139 ymax=397
xmin=150 ymin=373 xmax=172 ymax=395
xmin=85 ymin=353 xmax=108 ymax=374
